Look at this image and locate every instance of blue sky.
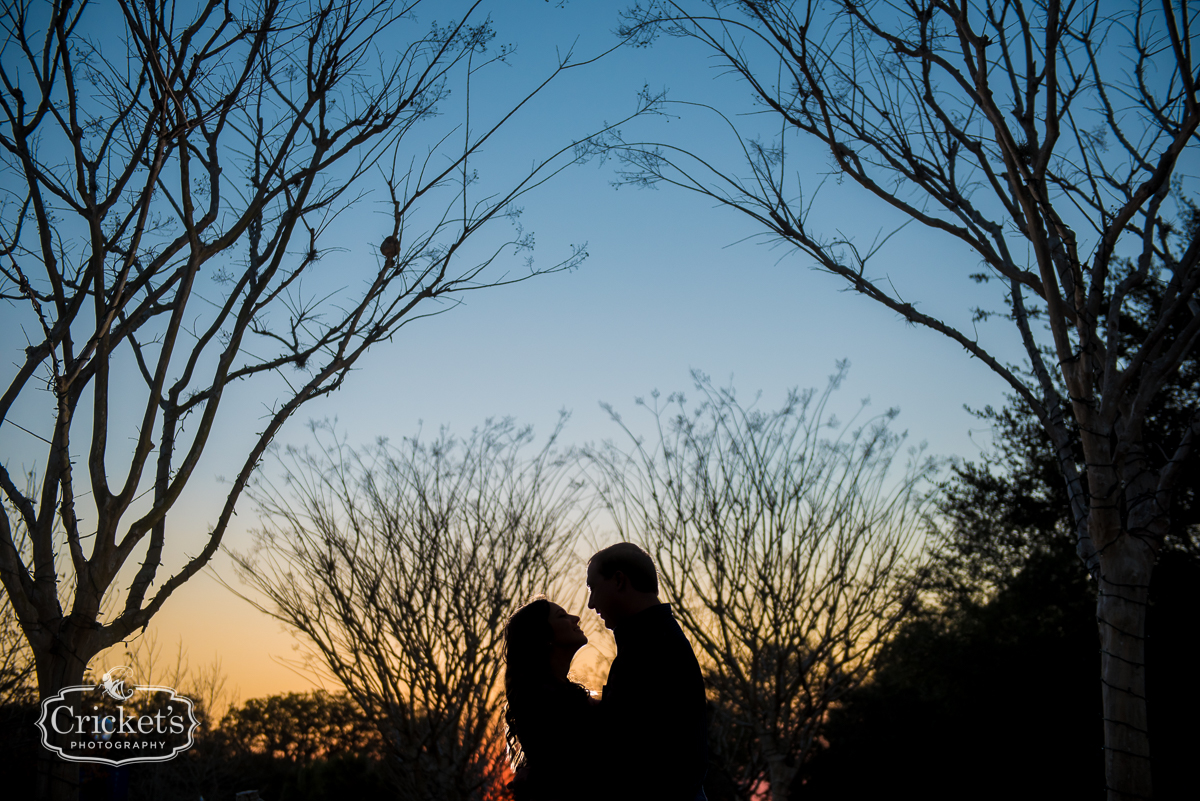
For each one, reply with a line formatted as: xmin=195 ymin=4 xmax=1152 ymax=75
xmin=276 ymin=0 xmax=1025 ymax=451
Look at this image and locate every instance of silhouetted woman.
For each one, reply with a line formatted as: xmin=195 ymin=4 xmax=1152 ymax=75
xmin=504 ymin=596 xmax=599 ymax=801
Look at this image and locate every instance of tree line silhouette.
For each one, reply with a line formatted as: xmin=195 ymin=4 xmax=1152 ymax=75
xmin=2 ymin=351 xmax=1195 ymax=800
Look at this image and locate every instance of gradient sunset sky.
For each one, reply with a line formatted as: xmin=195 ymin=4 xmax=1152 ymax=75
xmin=2 ymin=0 xmax=1034 ymax=705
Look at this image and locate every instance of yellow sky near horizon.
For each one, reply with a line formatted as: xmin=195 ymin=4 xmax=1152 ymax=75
xmin=89 ymin=551 xmax=618 ymax=716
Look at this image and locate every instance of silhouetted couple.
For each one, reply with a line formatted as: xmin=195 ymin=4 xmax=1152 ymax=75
xmin=504 ymin=543 xmax=708 ymax=801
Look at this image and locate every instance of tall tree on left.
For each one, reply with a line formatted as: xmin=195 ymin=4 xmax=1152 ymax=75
xmin=0 ymin=2 xmax=636 ymax=798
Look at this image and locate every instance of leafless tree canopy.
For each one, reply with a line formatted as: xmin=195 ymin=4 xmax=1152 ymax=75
xmin=0 ymin=590 xmax=34 ymax=708
xmin=0 ymin=0 xmax=635 ymax=704
xmin=0 ymin=505 xmax=35 ymax=708
xmin=235 ymin=418 xmax=584 ymax=801
xmin=587 ymin=367 xmax=937 ymax=801
xmin=608 ymin=2 xmax=1198 ymax=797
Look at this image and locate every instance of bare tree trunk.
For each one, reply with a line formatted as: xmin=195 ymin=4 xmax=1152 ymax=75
xmin=764 ymin=746 xmax=797 ymax=801
xmin=1096 ymin=551 xmax=1153 ymax=800
xmin=1093 ymin=515 xmax=1158 ymax=800
xmin=32 ymin=631 xmax=92 ymax=801
xmin=1083 ymin=437 xmax=1172 ymax=800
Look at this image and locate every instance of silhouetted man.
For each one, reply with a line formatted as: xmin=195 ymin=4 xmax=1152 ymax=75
xmin=587 ymin=543 xmax=707 ymax=801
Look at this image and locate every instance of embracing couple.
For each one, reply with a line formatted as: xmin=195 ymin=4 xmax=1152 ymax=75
xmin=504 ymin=543 xmax=708 ymax=801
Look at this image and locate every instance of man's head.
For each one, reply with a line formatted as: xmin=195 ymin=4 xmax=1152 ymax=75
xmin=586 ymin=542 xmax=660 ymax=630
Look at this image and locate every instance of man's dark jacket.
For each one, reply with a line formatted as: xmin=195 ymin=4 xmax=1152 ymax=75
xmin=600 ymin=603 xmax=707 ymax=801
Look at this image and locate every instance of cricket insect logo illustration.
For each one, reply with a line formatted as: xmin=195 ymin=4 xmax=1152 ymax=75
xmin=99 ymin=666 xmax=137 ymax=702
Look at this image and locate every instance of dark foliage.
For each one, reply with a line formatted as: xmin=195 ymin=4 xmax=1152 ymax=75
xmin=219 ymin=691 xmax=383 ymax=763
xmin=797 ymin=537 xmax=1102 ymax=800
xmin=798 ymin=541 xmax=1200 ymax=800
xmin=797 ymin=348 xmax=1200 ymax=800
xmin=0 ymin=701 xmax=39 ymax=799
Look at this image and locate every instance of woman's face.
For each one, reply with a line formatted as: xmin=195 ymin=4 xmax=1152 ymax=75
xmin=547 ymin=603 xmax=587 ymax=649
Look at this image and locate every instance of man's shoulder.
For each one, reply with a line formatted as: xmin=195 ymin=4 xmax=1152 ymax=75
xmin=648 ymin=606 xmax=699 ymax=655
xmin=625 ymin=603 xmax=686 ymax=638
xmin=616 ymin=606 xmax=702 ymax=675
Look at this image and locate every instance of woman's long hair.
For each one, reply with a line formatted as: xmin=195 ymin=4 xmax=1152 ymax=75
xmin=503 ymin=597 xmax=555 ymax=769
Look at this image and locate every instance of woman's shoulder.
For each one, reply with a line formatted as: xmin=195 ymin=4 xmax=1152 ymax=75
xmin=516 ymin=682 xmax=598 ymax=739
xmin=511 ymin=681 xmax=592 ymax=723
xmin=558 ymin=680 xmax=593 ymax=700
xmin=540 ymin=681 xmax=594 ymax=718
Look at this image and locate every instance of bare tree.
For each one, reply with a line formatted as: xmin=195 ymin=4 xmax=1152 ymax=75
xmin=608 ymin=2 xmax=1199 ymax=797
xmin=586 ymin=367 xmax=937 ymax=801
xmin=0 ymin=0 xmax=640 ymax=796
xmin=119 ymin=630 xmax=236 ymax=720
xmin=0 ymin=596 xmax=33 ymax=705
xmin=233 ymin=417 xmax=585 ymax=801
xmin=0 ymin=508 xmax=35 ymax=709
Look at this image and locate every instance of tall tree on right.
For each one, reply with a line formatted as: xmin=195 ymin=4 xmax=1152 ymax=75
xmin=611 ymin=2 xmax=1199 ymax=797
